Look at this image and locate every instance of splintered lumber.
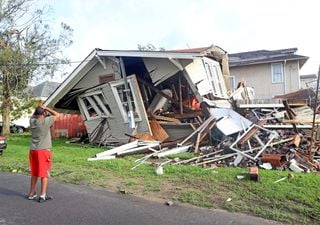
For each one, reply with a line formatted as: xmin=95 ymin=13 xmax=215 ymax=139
xmin=152 ymin=115 xmax=181 ymax=123
xmin=238 ymin=120 xmax=267 ymax=145
xmin=291 ymin=134 xmax=301 ymax=147
xmin=174 ymin=150 xmax=223 ymax=165
xmin=149 ymin=120 xmax=169 ymax=142
xmin=282 ymin=119 xmax=320 ymax=124
xmin=283 ymin=100 xmax=298 ymax=133
xmin=156 ymin=145 xmax=191 ymax=158
xmin=194 ymin=120 xmax=216 ymax=152
xmin=88 ymin=155 xmax=116 ymax=161
xmin=178 ymin=115 xmax=215 ymax=146
xmin=95 ymin=141 xmax=139 ymax=158
xmin=168 ymin=111 xmax=203 ymax=119
xmin=117 ymin=141 xmax=160 ymax=156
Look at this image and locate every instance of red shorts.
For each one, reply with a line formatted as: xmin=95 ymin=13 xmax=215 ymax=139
xmin=29 ymin=150 xmax=52 ymax=178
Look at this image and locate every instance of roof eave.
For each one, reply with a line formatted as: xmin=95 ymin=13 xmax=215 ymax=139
xmin=45 ymin=49 xmax=206 ymax=108
xmin=96 ymin=49 xmax=203 ymax=59
xmin=229 ymin=56 xmax=309 ymax=68
xmin=45 ymin=49 xmax=98 ymax=107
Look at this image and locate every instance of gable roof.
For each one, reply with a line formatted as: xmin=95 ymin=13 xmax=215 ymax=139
xmin=32 ymin=81 xmax=60 ymax=98
xmin=300 ymin=74 xmax=317 ymax=79
xmin=229 ymin=48 xmax=309 ymax=68
xmin=45 ymin=45 xmax=228 ymax=108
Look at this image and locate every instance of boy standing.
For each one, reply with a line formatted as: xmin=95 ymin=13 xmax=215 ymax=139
xmin=27 ymin=105 xmax=59 ymax=203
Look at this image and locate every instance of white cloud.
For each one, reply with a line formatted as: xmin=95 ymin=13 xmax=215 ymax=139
xmin=45 ymin=0 xmax=320 ymax=81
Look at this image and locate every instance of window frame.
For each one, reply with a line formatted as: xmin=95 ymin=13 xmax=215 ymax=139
xmin=78 ymin=90 xmax=112 ymax=120
xmin=271 ymin=63 xmax=284 ymax=84
xmin=229 ymin=75 xmax=236 ymax=92
xmin=110 ymin=77 xmax=142 ymax=123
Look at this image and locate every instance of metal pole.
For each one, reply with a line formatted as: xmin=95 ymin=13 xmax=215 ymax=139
xmin=309 ymin=65 xmax=320 ymax=159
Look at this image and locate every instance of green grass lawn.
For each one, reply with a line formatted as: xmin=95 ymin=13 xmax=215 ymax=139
xmin=1 ymin=134 xmax=320 ymax=225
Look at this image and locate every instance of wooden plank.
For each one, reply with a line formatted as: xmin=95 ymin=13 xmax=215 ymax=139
xmin=153 ymin=115 xmax=181 ymax=123
xmin=238 ymin=120 xmax=267 ymax=145
xmin=149 ymin=120 xmax=169 ymax=142
xmin=168 ymin=111 xmax=203 ymax=119
xmin=178 ymin=115 xmax=215 ymax=145
xmin=95 ymin=140 xmax=139 ymax=157
xmin=117 ymin=142 xmax=160 ymax=156
xmin=129 ymin=133 xmax=156 ymax=142
xmin=283 ymin=100 xmax=298 ymax=133
xmin=179 ymin=75 xmax=183 ymax=115
xmin=156 ymin=145 xmax=191 ymax=158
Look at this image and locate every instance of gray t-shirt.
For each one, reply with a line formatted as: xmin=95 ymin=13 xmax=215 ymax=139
xmin=30 ymin=116 xmax=55 ymax=150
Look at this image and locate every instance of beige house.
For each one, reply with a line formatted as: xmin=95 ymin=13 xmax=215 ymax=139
xmin=228 ymin=48 xmax=309 ymax=100
xmin=300 ymin=74 xmax=317 ymax=89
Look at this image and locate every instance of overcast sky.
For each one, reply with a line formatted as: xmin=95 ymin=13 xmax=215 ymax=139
xmin=44 ymin=0 xmax=320 ymax=82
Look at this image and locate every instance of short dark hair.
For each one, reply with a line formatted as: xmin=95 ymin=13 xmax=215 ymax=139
xmin=34 ymin=106 xmax=45 ymax=116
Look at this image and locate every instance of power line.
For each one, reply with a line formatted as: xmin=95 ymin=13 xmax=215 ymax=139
xmin=0 ymin=59 xmax=90 ymax=67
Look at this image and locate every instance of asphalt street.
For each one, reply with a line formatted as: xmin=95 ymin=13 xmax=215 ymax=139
xmin=0 ymin=173 xmax=282 ymax=225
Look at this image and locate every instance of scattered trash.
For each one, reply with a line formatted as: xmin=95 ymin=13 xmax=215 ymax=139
xmin=165 ymin=201 xmax=174 ymax=206
xmin=226 ymin=198 xmax=232 ymax=202
xmin=274 ymin=173 xmax=294 ymax=183
xmin=259 ymin=163 xmax=272 ymax=170
xmin=249 ymin=166 xmax=259 ymax=181
xmin=155 ymin=165 xmax=164 ymax=175
xmin=118 ymin=189 xmax=128 ymax=194
xmin=236 ymin=175 xmax=245 ymax=180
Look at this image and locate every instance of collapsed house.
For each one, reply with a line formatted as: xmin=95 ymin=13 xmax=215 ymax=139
xmin=46 ymin=45 xmax=234 ymax=143
xmin=45 ymin=45 xmax=320 ymax=173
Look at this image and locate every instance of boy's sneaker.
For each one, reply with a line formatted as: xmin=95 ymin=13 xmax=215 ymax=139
xmin=38 ymin=195 xmax=53 ymax=203
xmin=26 ymin=193 xmax=37 ymax=200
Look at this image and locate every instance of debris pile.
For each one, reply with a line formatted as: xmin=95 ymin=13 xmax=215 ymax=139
xmin=90 ymin=84 xmax=320 ymax=174
xmin=49 ymin=47 xmax=318 ymax=173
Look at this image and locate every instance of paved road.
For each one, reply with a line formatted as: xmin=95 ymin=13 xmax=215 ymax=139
xmin=0 ymin=173 xmax=282 ymax=225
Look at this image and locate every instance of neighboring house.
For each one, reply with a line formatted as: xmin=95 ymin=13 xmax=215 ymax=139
xmin=11 ymin=81 xmax=61 ymax=128
xmin=32 ymin=81 xmax=61 ymax=101
xmin=45 ymin=45 xmax=232 ymax=145
xmin=300 ymin=74 xmax=317 ymax=89
xmin=228 ymin=48 xmax=309 ymax=100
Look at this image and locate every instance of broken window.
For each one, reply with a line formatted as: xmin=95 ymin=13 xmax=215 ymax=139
xmin=110 ymin=78 xmax=142 ymax=123
xmin=271 ymin=63 xmax=284 ymax=83
xmin=78 ymin=91 xmax=112 ymax=120
xmin=203 ymin=58 xmax=228 ymax=98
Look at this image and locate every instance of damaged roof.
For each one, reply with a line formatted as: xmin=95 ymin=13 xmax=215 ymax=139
xmin=45 ymin=45 xmax=227 ymax=109
xmin=229 ymin=48 xmax=309 ymax=68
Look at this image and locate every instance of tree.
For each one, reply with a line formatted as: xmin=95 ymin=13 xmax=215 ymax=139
xmin=0 ymin=0 xmax=73 ymax=135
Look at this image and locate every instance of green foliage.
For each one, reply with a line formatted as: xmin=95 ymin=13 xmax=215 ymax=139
xmin=0 ymin=0 xmax=73 ymax=135
xmin=1 ymin=134 xmax=320 ymax=225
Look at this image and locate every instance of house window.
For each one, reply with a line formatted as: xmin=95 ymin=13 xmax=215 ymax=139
xmin=78 ymin=91 xmax=112 ymax=120
xmin=229 ymin=75 xmax=236 ymax=92
xmin=110 ymin=78 xmax=142 ymax=123
xmin=271 ymin=63 xmax=284 ymax=83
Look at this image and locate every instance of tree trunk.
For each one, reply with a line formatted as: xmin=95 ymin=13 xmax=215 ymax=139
xmin=1 ymin=95 xmax=11 ymax=136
